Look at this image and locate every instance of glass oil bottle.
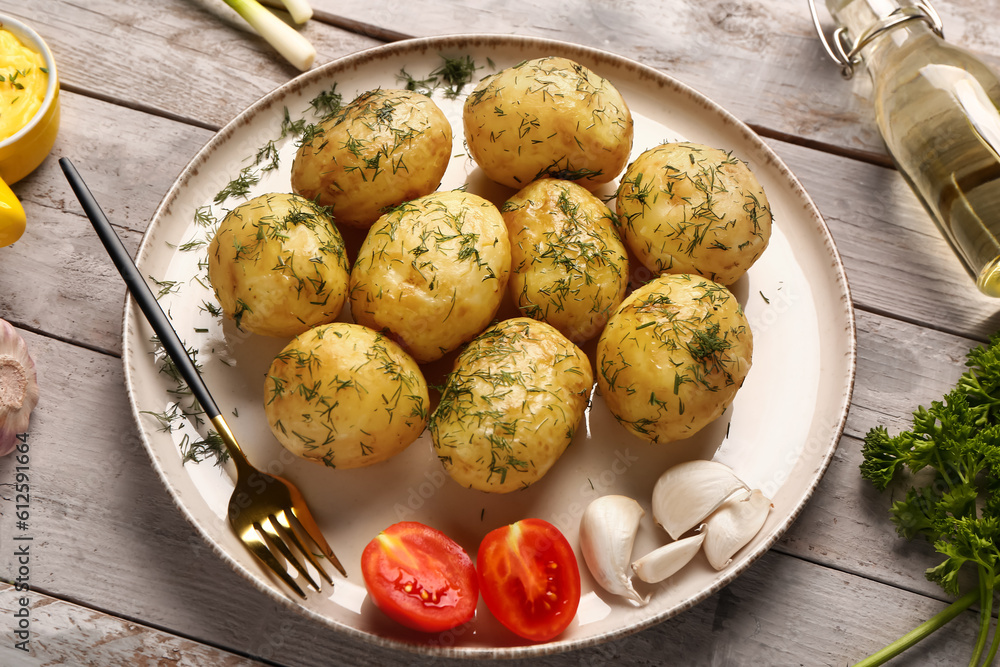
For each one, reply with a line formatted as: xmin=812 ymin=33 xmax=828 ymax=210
xmin=812 ymin=0 xmax=1000 ymax=296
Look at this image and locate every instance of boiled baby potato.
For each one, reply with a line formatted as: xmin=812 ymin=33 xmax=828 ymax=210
xmin=616 ymin=142 xmax=772 ymax=286
xmin=349 ymin=190 xmax=511 ymax=363
xmin=290 ymin=88 xmax=452 ymax=228
xmin=207 ymin=193 xmax=349 ymax=338
xmin=596 ymin=273 xmax=752 ymax=444
xmin=264 ymin=322 xmax=429 ymax=469
xmin=502 ymin=178 xmax=629 ymax=343
xmin=463 ymin=56 xmax=633 ymax=189
xmin=430 ymin=317 xmax=593 ymax=493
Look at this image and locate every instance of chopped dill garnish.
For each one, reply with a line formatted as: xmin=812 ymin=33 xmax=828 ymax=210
xmin=398 ymin=68 xmax=437 ymax=96
xmin=398 ymin=54 xmax=480 ymax=99
xmin=180 ymin=431 xmax=230 ymax=465
xmin=213 ymin=165 xmax=260 ymax=205
xmin=200 ymin=300 xmax=222 ymax=317
xmin=253 ymin=140 xmax=280 ymax=172
xmin=309 ymin=84 xmax=343 ymax=118
xmin=148 ymin=276 xmax=181 ymax=299
xmin=280 ymin=106 xmax=309 ymax=139
xmin=432 ymin=54 xmax=479 ymax=97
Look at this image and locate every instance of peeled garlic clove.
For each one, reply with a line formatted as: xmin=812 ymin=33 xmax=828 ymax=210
xmin=703 ymin=489 xmax=772 ymax=570
xmin=652 ymin=459 xmax=749 ymax=540
xmin=0 ymin=318 xmax=39 ymax=456
xmin=579 ymin=495 xmax=649 ymax=606
xmin=631 ymin=529 xmax=706 ymax=584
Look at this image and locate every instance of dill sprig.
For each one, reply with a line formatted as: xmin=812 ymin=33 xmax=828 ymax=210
xmin=309 ymin=84 xmax=343 ymax=118
xmin=214 ymin=165 xmax=261 ymax=205
xmin=398 ymin=54 xmax=481 ymax=99
xmin=145 ymin=336 xmax=230 ymax=467
xmin=180 ymin=431 xmax=230 ymax=465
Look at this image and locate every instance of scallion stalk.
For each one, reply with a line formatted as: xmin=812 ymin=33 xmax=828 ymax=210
xmin=851 ymin=590 xmax=979 ymax=667
xmin=259 ymin=0 xmax=313 ymax=25
xmin=279 ymin=0 xmax=313 ymax=24
xmin=223 ymin=0 xmax=316 ymax=71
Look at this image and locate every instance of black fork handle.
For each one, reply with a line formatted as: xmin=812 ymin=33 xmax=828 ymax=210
xmin=60 ymin=157 xmax=222 ymax=421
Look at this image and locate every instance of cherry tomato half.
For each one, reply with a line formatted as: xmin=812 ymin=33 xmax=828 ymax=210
xmin=360 ymin=521 xmax=478 ymax=633
xmin=477 ymin=518 xmax=581 ymax=642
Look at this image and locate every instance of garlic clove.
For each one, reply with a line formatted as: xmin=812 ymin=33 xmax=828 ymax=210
xmin=579 ymin=495 xmax=649 ymax=606
xmin=0 ymin=318 xmax=39 ymax=456
xmin=652 ymin=460 xmax=749 ymax=540
xmin=702 ymin=489 xmax=772 ymax=570
xmin=631 ymin=529 xmax=706 ymax=584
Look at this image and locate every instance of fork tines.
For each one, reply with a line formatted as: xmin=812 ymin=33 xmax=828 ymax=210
xmin=246 ymin=511 xmax=337 ymax=598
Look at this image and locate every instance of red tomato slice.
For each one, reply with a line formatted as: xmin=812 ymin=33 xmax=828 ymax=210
xmin=477 ymin=518 xmax=581 ymax=642
xmin=361 ymin=521 xmax=478 ymax=633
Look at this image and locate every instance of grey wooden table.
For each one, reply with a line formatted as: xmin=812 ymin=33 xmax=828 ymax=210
xmin=1 ymin=1 xmax=999 ymax=665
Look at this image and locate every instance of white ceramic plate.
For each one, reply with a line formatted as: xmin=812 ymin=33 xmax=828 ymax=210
xmin=123 ymin=35 xmax=856 ymax=658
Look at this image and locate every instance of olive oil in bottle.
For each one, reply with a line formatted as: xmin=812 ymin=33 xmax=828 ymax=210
xmin=822 ymin=0 xmax=1000 ymax=296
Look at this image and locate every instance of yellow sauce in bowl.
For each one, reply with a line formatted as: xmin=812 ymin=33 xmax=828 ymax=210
xmin=0 ymin=28 xmax=47 ymax=142
xmin=0 ymin=16 xmax=60 ymax=246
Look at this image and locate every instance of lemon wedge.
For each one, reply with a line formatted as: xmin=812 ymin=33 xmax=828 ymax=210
xmin=0 ymin=179 xmax=26 ymax=247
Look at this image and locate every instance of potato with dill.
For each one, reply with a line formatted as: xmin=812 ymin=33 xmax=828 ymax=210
xmin=596 ymin=273 xmax=752 ymax=444
xmin=207 ymin=193 xmax=349 ymax=338
xmin=503 ymin=178 xmax=629 ymax=344
xmin=463 ymin=56 xmax=633 ymax=189
xmin=349 ymin=190 xmax=511 ymax=363
xmin=264 ymin=323 xmax=429 ymax=469
xmin=430 ymin=317 xmax=593 ymax=493
xmin=616 ymin=142 xmax=772 ymax=286
xmin=290 ymin=88 xmax=452 ymax=228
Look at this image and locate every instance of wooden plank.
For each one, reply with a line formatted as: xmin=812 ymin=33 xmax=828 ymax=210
xmin=1 ymin=543 xmax=985 ymax=667
xmin=0 ymin=0 xmax=383 ymax=128
xmin=676 ymin=552 xmax=984 ymax=667
xmin=27 ymin=91 xmax=214 ymax=231
xmin=0 ymin=585 xmax=263 ymax=666
xmin=766 ymin=136 xmax=1000 ymax=341
xmin=4 ymin=1 xmax=999 ymax=665
xmin=0 ymin=197 xmax=133 ymax=356
xmin=307 ymin=0 xmax=1000 ymax=162
xmin=776 ymin=309 xmax=981 ymax=600
xmin=2 ymin=88 xmax=213 ymax=354
xmin=5 ymin=0 xmax=999 ymax=161
xmin=846 ymin=307 xmax=977 ymax=438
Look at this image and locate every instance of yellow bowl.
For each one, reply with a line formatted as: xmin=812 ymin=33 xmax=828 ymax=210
xmin=0 ymin=16 xmax=59 ymax=184
xmin=0 ymin=16 xmax=59 ymax=247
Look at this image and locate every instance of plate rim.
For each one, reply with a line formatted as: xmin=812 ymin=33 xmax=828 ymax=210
xmin=122 ymin=32 xmax=858 ymax=658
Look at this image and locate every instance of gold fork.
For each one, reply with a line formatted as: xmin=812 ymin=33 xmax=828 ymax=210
xmin=61 ymin=158 xmax=345 ymax=598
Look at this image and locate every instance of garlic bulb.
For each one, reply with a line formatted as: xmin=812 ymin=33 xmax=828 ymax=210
xmin=703 ymin=488 xmax=772 ymax=570
xmin=0 ymin=319 xmax=39 ymax=456
xmin=652 ymin=460 xmax=749 ymax=539
xmin=631 ymin=530 xmax=706 ymax=584
xmin=579 ymin=495 xmax=649 ymax=606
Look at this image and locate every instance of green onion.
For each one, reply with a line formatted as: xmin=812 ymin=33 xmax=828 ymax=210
xmin=260 ymin=0 xmax=313 ymax=24
xmin=280 ymin=0 xmax=313 ymax=24
xmin=223 ymin=0 xmax=316 ymax=71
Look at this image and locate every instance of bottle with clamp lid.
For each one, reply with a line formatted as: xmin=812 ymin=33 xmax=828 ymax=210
xmin=811 ymin=0 xmax=1000 ymax=296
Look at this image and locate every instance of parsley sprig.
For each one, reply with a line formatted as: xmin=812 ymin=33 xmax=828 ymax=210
xmin=858 ymin=333 xmax=1000 ymax=666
